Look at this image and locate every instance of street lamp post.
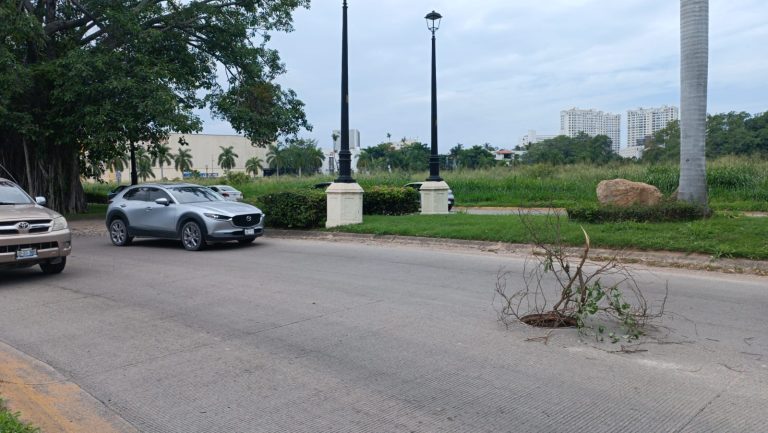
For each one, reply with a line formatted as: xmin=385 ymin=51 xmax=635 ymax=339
xmin=419 ymin=10 xmax=450 ymax=215
xmin=326 ymin=0 xmax=364 ymax=227
xmin=426 ymin=10 xmax=442 ymax=182
xmin=336 ymin=0 xmax=353 ymax=183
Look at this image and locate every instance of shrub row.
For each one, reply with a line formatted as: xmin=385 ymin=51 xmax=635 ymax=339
xmin=363 ymin=186 xmax=419 ymax=215
xmin=257 ymin=190 xmax=327 ymax=228
xmin=567 ymin=202 xmax=711 ymax=223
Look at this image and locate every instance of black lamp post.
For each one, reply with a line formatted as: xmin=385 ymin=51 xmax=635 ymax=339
xmin=335 ymin=0 xmax=354 ymax=183
xmin=425 ymin=10 xmax=443 ymax=182
xmin=129 ymin=142 xmax=138 ymax=185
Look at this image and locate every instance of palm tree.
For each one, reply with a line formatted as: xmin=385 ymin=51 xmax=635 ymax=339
xmin=679 ymin=0 xmax=709 ymax=207
xmin=173 ymin=147 xmax=194 ymax=174
xmin=136 ymin=148 xmax=155 ymax=181
xmin=150 ymin=143 xmax=173 ymax=179
xmin=218 ymin=146 xmax=239 ymax=172
xmin=245 ymin=156 xmax=264 ymax=177
xmin=106 ymin=152 xmax=129 ymax=174
xmin=267 ymin=143 xmax=287 ymax=176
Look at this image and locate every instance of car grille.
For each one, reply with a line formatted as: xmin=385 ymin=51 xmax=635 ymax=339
xmin=232 ymin=213 xmax=261 ymax=227
xmin=0 ymin=242 xmax=58 ymax=253
xmin=0 ymin=219 xmax=52 ymax=235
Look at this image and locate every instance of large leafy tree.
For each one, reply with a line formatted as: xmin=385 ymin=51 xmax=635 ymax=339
xmin=218 ymin=146 xmax=239 ymax=172
xmin=679 ymin=0 xmax=709 ymax=207
xmin=0 ymin=0 xmax=310 ymax=212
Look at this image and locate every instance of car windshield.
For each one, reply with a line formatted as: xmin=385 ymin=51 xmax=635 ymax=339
xmin=0 ymin=180 xmax=33 ymax=205
xmin=169 ymin=186 xmax=224 ymax=203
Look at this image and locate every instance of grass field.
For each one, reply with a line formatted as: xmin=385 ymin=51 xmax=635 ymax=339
xmin=83 ymin=156 xmax=768 ymax=211
xmin=0 ymin=399 xmax=38 ymax=433
xmin=328 ymin=213 xmax=768 ymax=260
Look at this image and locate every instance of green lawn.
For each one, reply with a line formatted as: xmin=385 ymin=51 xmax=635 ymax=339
xmin=327 ymin=213 xmax=768 ymax=260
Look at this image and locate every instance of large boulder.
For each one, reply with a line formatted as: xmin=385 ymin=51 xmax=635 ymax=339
xmin=596 ymin=179 xmax=663 ymax=207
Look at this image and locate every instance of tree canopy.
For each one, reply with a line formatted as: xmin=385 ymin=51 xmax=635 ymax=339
xmin=522 ymin=133 xmax=618 ymax=165
xmin=0 ymin=0 xmax=311 ymax=211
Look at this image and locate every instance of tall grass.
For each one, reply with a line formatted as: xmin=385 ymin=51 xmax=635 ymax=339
xmin=83 ymin=156 xmax=768 ymax=211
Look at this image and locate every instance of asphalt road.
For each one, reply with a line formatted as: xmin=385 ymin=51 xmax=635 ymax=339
xmin=1 ymin=234 xmax=767 ymax=432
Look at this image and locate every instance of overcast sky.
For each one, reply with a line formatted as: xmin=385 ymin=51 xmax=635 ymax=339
xmin=199 ymin=0 xmax=768 ymax=152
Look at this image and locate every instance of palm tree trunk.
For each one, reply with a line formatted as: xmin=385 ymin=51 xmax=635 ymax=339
xmin=678 ymin=0 xmax=709 ymax=207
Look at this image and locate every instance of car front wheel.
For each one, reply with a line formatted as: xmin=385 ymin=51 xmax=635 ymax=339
xmin=109 ymin=218 xmax=133 ymax=246
xmin=181 ymin=221 xmax=206 ymax=251
xmin=40 ymin=257 xmax=66 ymax=274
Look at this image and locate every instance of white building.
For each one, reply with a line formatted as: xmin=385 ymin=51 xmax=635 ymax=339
xmin=518 ymin=130 xmax=557 ymax=148
xmin=104 ymin=133 xmax=269 ymax=183
xmin=560 ymin=108 xmax=621 ymax=153
xmin=626 ymin=105 xmax=679 ymax=147
xmin=619 ymin=145 xmax=645 ymax=160
xmin=326 ymin=129 xmax=362 ymax=174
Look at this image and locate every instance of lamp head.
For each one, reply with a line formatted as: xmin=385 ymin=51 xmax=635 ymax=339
xmin=425 ymin=10 xmax=442 ymax=33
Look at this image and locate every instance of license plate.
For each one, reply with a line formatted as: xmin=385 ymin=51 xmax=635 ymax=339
xmin=16 ymin=248 xmax=38 ymax=259
xmin=244 ymin=228 xmax=255 ymax=236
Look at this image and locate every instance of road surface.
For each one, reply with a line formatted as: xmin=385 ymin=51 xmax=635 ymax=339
xmin=1 ymin=234 xmax=766 ymax=432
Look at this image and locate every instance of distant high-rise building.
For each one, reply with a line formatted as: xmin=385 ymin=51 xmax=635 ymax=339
xmin=560 ymin=108 xmax=621 ymax=153
xmin=626 ymin=105 xmax=679 ymax=147
xmin=518 ymin=130 xmax=557 ymax=148
xmin=329 ymin=129 xmax=361 ymax=174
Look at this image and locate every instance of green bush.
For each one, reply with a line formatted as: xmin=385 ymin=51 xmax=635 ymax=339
xmin=85 ymin=191 xmax=108 ymax=204
xmin=363 ymin=186 xmax=419 ymax=215
xmin=257 ymin=190 xmax=326 ymax=228
xmin=567 ymin=202 xmax=710 ymax=223
xmin=225 ymin=171 xmax=251 ymax=185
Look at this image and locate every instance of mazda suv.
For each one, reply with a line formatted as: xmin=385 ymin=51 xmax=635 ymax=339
xmin=106 ymin=184 xmax=265 ymax=251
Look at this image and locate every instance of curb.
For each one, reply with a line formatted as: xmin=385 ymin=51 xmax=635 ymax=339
xmin=267 ymin=229 xmax=768 ymax=277
xmin=0 ymin=340 xmax=138 ymax=433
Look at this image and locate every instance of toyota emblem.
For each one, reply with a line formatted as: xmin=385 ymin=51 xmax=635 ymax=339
xmin=17 ymin=221 xmax=30 ymax=230
xmin=246 ymin=216 xmax=252 ymax=222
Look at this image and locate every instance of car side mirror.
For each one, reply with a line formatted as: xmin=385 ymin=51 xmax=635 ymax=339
xmin=155 ymin=198 xmax=170 ymax=206
xmin=35 ymin=197 xmax=47 ymax=206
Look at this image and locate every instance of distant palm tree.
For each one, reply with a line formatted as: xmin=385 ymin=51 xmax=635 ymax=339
xmin=150 ymin=143 xmax=173 ymax=179
xmin=136 ymin=148 xmax=155 ymax=181
xmin=267 ymin=143 xmax=287 ymax=176
xmin=245 ymin=156 xmax=264 ymax=177
xmin=173 ymin=147 xmax=194 ymax=173
xmin=218 ymin=146 xmax=239 ymax=172
xmin=678 ymin=0 xmax=709 ymax=207
xmin=106 ymin=152 xmax=129 ymax=174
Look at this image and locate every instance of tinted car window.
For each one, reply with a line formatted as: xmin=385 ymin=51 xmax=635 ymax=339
xmin=123 ymin=187 xmax=149 ymax=201
xmin=148 ymin=188 xmax=172 ymax=202
xmin=169 ymin=186 xmax=223 ymax=204
xmin=0 ymin=180 xmax=33 ymax=205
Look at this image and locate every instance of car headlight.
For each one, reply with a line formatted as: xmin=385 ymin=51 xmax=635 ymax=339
xmin=204 ymin=213 xmax=232 ymax=221
xmin=51 ymin=216 xmax=68 ymax=231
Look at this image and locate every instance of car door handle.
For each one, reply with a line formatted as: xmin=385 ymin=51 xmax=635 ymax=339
xmin=120 ymin=204 xmax=127 ymax=208
xmin=145 ymin=207 xmax=153 ymax=211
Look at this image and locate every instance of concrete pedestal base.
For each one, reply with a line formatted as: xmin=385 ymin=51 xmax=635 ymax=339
xmin=420 ymin=181 xmax=450 ymax=215
xmin=326 ymin=182 xmax=364 ymax=228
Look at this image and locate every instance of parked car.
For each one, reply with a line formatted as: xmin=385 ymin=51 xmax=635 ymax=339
xmin=107 ymin=185 xmax=129 ymax=202
xmin=404 ymin=182 xmax=455 ymax=211
xmin=0 ymin=178 xmax=71 ymax=274
xmin=106 ymin=184 xmax=264 ymax=251
xmin=208 ymin=185 xmax=243 ymax=201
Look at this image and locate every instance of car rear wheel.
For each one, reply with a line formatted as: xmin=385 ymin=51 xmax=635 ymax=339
xmin=40 ymin=257 xmax=66 ymax=274
xmin=181 ymin=221 xmax=206 ymax=251
xmin=109 ymin=218 xmax=133 ymax=246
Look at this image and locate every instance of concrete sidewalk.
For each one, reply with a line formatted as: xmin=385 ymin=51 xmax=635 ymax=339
xmin=0 ymin=341 xmax=137 ymax=433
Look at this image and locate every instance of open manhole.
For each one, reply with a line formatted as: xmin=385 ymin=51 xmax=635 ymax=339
xmin=520 ymin=311 xmax=577 ymax=328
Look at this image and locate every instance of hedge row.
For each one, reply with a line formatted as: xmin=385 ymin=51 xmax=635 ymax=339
xmin=567 ymin=202 xmax=711 ymax=223
xmin=257 ymin=190 xmax=327 ymax=228
xmin=363 ymin=186 xmax=419 ymax=215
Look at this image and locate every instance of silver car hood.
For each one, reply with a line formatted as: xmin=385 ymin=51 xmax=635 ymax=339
xmin=0 ymin=204 xmax=62 ymax=221
xmin=183 ymin=201 xmax=261 ymax=216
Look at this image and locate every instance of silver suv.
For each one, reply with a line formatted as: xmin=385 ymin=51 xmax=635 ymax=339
xmin=106 ymin=183 xmax=265 ymax=251
xmin=0 ymin=178 xmax=72 ymax=274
